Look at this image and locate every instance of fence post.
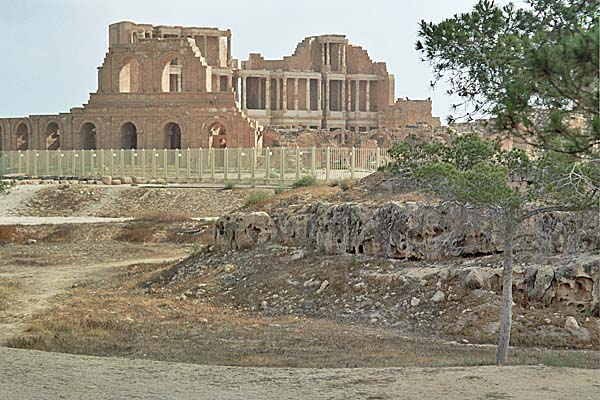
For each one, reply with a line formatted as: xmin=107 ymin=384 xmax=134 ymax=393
xmin=295 ymin=147 xmax=300 ymax=181
xmin=237 ymin=148 xmax=242 ymax=181
xmin=311 ymin=147 xmax=316 ymax=176
xmin=163 ymin=149 xmax=168 ymax=179
xmin=26 ymin=150 xmax=31 ymax=175
xmin=99 ymin=149 xmax=104 ymax=176
xmin=325 ymin=146 xmax=331 ymax=182
xmin=280 ymin=147 xmax=286 ymax=183
xmin=110 ymin=150 xmax=115 ymax=177
xmin=265 ymin=147 xmax=270 ymax=183
xmin=223 ymin=147 xmax=229 ymax=182
xmin=33 ymin=151 xmax=38 ymax=176
xmin=141 ymin=149 xmax=146 ymax=178
xmin=91 ymin=151 xmax=95 ymax=177
xmin=198 ymin=148 xmax=203 ymax=182
xmin=81 ymin=149 xmax=85 ymax=177
xmin=45 ymin=150 xmax=50 ymax=175
xmin=119 ymin=149 xmax=124 ymax=177
xmin=251 ymin=147 xmax=256 ymax=184
xmin=351 ymin=147 xmax=356 ymax=180
xmin=175 ymin=150 xmax=180 ymax=180
xmin=72 ymin=149 xmax=76 ymax=176
xmin=58 ymin=152 xmax=62 ymax=177
xmin=210 ymin=148 xmax=215 ymax=182
xmin=186 ymin=148 xmax=191 ymax=179
xmin=151 ymin=149 xmax=157 ymax=178
xmin=130 ymin=149 xmax=135 ymax=177
xmin=376 ymin=147 xmax=381 ymax=169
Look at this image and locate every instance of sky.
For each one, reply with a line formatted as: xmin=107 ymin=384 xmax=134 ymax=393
xmin=0 ymin=0 xmax=485 ymax=123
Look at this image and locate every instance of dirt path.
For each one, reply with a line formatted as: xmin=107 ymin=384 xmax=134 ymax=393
xmin=0 ymin=185 xmax=46 ymax=217
xmin=0 ymin=216 xmax=133 ymax=225
xmin=0 ymin=256 xmax=184 ymax=344
xmin=0 ymin=347 xmax=597 ymax=400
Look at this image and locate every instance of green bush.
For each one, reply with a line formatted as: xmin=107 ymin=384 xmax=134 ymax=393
xmin=292 ymin=175 xmax=318 ymax=188
xmin=245 ymin=190 xmax=271 ymax=206
xmin=223 ymin=181 xmax=235 ymax=190
xmin=274 ymin=185 xmax=286 ymax=195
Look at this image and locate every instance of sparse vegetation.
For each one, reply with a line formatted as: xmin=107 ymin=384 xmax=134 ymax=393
xmin=292 ymin=175 xmax=318 ymax=188
xmin=330 ymin=178 xmax=356 ymax=191
xmin=0 ymin=225 xmax=19 ymax=244
xmin=223 ymin=181 xmax=236 ymax=190
xmin=245 ymin=190 xmax=271 ymax=207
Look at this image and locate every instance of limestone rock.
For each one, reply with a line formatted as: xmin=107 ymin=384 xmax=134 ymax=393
xmin=214 ymin=212 xmax=276 ymax=250
xmin=465 ymin=270 xmax=487 ymax=290
xmin=431 ymin=290 xmax=445 ymax=303
xmin=100 ymin=176 xmax=112 ymax=185
xmin=410 ymin=297 xmax=420 ymax=307
xmin=316 ymin=280 xmax=330 ymax=295
xmin=565 ymin=316 xmax=580 ymax=331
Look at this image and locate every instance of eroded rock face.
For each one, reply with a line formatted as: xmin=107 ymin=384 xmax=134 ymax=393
xmin=213 ymin=212 xmax=275 ymax=250
xmin=216 ymin=201 xmax=598 ymax=260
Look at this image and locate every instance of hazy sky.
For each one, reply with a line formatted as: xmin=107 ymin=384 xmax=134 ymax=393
xmin=0 ymin=0 xmax=484 ymax=122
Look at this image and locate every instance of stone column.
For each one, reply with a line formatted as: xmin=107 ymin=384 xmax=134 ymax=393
xmin=366 ymin=80 xmax=371 ymax=112
xmin=355 ymin=80 xmax=361 ymax=111
xmin=342 ymin=45 xmax=346 ymax=68
xmin=341 ymin=79 xmax=346 ymax=112
xmin=337 ymin=45 xmax=342 ymax=70
xmin=265 ymin=78 xmax=271 ymax=110
xmin=326 ymin=43 xmax=331 ymax=65
xmin=306 ymin=79 xmax=311 ymax=110
xmin=293 ymin=78 xmax=299 ymax=111
xmin=317 ymin=78 xmax=322 ymax=112
xmin=275 ymin=78 xmax=280 ymax=110
xmin=241 ymin=76 xmax=247 ymax=110
xmin=257 ymin=77 xmax=263 ymax=109
xmin=227 ymin=75 xmax=232 ymax=91
xmin=325 ymin=78 xmax=330 ymax=112
xmin=282 ymin=77 xmax=288 ymax=112
xmin=346 ymin=80 xmax=351 ymax=111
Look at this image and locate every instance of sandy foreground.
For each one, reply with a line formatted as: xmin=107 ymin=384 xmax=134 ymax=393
xmin=1 ymin=347 xmax=598 ymax=400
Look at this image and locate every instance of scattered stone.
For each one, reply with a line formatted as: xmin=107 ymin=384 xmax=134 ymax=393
xmin=465 ymin=270 xmax=487 ymax=290
xmin=26 ymin=239 xmax=37 ymax=245
xmin=565 ymin=316 xmax=580 ymax=331
xmin=410 ymin=297 xmax=420 ymax=307
xmin=316 ymin=280 xmax=330 ymax=295
xmin=431 ymin=290 xmax=445 ymax=303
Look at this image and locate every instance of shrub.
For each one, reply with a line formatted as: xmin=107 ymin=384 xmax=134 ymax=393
xmin=330 ymin=178 xmax=356 ymax=191
xmin=245 ymin=190 xmax=271 ymax=207
xmin=223 ymin=181 xmax=235 ymax=190
xmin=292 ymin=175 xmax=318 ymax=188
xmin=274 ymin=185 xmax=286 ymax=195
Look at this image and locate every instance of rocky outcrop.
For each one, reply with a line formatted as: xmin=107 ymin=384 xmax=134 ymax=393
xmin=215 ymin=201 xmax=598 ymax=260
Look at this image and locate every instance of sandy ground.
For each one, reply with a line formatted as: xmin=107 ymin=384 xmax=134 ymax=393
xmin=1 ymin=347 xmax=598 ymax=400
xmin=0 ymin=247 xmax=188 ymax=344
xmin=0 ymin=216 xmax=132 ymax=225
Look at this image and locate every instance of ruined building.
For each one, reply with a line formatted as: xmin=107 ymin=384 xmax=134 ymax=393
xmin=0 ymin=21 xmax=439 ymax=151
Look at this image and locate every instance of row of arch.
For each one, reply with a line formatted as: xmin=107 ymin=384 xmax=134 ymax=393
xmin=119 ymin=56 xmax=182 ymax=93
xmin=1 ymin=121 xmax=227 ymax=151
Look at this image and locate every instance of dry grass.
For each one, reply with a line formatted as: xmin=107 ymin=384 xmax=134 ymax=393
xmin=9 ymin=262 xmax=599 ymax=369
xmin=0 ymin=280 xmax=22 ymax=311
xmin=136 ymin=211 xmax=191 ymax=224
xmin=0 ymin=225 xmax=20 ymax=244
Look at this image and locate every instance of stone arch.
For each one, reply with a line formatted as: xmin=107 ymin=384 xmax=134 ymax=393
xmin=207 ymin=121 xmax=228 ymax=149
xmin=163 ymin=122 xmax=182 ymax=149
xmin=119 ymin=56 xmax=141 ymax=93
xmin=80 ymin=122 xmax=97 ymax=150
xmin=16 ymin=122 xmax=29 ymax=150
xmin=120 ymin=122 xmax=138 ymax=149
xmin=45 ymin=121 xmax=60 ymax=150
xmin=161 ymin=54 xmax=183 ymax=92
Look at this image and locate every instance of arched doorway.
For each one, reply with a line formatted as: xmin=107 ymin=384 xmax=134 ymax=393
xmin=164 ymin=122 xmax=182 ymax=149
xmin=208 ymin=122 xmax=227 ymax=148
xmin=16 ymin=123 xmax=29 ymax=150
xmin=161 ymin=58 xmax=182 ymax=92
xmin=120 ymin=122 xmax=137 ymax=149
xmin=81 ymin=123 xmax=97 ymax=150
xmin=119 ymin=56 xmax=140 ymax=93
xmin=45 ymin=122 xmax=60 ymax=150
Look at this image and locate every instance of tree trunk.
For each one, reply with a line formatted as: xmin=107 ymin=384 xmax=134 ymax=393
xmin=496 ymin=209 xmax=516 ymax=365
